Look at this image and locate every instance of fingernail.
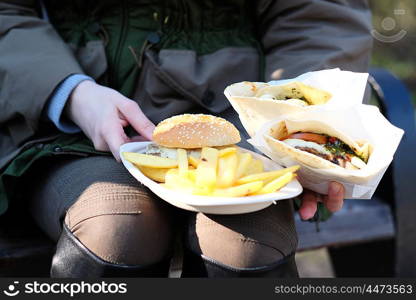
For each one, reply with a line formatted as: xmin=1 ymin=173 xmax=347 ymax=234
xmin=300 ymin=213 xmax=310 ymax=221
xmin=301 ymin=209 xmax=314 ymax=220
xmin=329 ymin=182 xmax=342 ymax=196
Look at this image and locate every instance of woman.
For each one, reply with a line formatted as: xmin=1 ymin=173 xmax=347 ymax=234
xmin=0 ymin=0 xmax=372 ymax=277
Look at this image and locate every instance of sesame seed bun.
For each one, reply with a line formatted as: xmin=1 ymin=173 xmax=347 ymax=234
xmin=152 ymin=114 xmax=241 ymax=149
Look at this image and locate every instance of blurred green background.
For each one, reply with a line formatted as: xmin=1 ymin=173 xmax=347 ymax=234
xmin=369 ymin=0 xmax=416 ymax=105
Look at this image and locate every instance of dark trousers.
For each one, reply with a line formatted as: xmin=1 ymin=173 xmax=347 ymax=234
xmin=25 ymin=155 xmax=298 ymax=277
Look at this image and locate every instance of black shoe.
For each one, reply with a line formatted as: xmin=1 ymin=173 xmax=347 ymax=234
xmin=181 ymin=247 xmax=298 ymax=278
xmin=51 ymin=223 xmax=171 ymax=278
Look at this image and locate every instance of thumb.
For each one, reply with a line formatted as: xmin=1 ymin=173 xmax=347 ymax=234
xmin=324 ymin=181 xmax=344 ymax=212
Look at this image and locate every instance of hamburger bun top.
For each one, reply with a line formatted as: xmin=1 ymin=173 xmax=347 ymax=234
xmin=152 ymin=114 xmax=241 ymax=149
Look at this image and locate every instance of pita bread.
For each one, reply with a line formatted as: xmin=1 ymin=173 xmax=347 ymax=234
xmin=265 ymin=119 xmax=372 ymax=170
xmin=255 ymin=82 xmax=332 ymax=105
xmin=224 ymin=81 xmax=332 ymax=137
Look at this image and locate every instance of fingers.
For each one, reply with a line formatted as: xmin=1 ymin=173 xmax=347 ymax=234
xmin=117 ymin=100 xmax=155 ymax=141
xmin=299 ymin=190 xmax=318 ymax=220
xmin=299 ymin=182 xmax=344 ymax=222
xmin=105 ymin=123 xmax=130 ymax=162
xmin=323 ymin=181 xmax=345 ymax=212
xmin=129 ymin=135 xmax=147 ymax=142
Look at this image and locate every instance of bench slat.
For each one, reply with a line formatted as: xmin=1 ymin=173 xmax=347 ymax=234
xmin=369 ymin=68 xmax=416 ymax=277
xmin=296 ymin=198 xmax=395 ymax=251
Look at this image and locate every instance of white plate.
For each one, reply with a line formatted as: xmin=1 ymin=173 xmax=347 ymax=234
xmin=120 ymin=142 xmax=303 ymax=214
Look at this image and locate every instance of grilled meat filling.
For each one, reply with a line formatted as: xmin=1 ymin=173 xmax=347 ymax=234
xmin=280 ymin=132 xmax=367 ymax=169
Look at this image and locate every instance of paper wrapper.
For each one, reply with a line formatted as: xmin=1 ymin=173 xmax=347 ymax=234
xmin=224 ymin=68 xmax=369 ymax=137
xmin=249 ymin=105 xmax=404 ymax=199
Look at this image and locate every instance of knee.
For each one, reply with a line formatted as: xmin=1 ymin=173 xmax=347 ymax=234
xmin=206 ymin=237 xmax=288 ymax=269
xmin=186 ymin=207 xmax=298 ymax=269
xmin=64 ymin=182 xmax=175 ymax=266
xmin=190 ymin=232 xmax=289 ymax=269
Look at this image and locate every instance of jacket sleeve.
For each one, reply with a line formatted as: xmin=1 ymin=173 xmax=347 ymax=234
xmin=257 ymin=0 xmax=373 ymax=80
xmin=46 ymin=74 xmax=93 ymax=134
xmin=0 ymin=0 xmax=84 ymax=145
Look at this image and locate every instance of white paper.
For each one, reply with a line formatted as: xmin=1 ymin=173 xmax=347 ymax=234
xmin=269 ymin=68 xmax=369 ymax=109
xmin=249 ymin=105 xmax=404 ymax=199
xmin=225 ymin=68 xmax=369 ymax=137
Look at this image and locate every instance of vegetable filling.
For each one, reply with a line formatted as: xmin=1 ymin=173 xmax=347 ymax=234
xmin=280 ymin=132 xmax=367 ymax=169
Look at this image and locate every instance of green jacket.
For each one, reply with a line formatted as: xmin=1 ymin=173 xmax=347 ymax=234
xmin=0 ymin=0 xmax=373 ymax=215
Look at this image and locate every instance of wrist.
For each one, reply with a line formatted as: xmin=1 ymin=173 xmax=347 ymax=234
xmin=66 ymin=80 xmax=97 ymax=125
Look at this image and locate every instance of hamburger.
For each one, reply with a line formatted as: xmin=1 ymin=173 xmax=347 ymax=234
xmin=145 ymin=113 xmax=241 ymax=158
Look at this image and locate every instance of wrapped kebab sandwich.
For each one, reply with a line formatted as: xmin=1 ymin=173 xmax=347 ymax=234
xmin=249 ymin=104 xmax=404 ymax=199
xmin=265 ymin=119 xmax=371 ymax=171
xmin=226 ymin=81 xmax=332 ymax=107
xmin=224 ymin=81 xmax=332 ymax=137
xmin=224 ymin=69 xmax=369 ymax=137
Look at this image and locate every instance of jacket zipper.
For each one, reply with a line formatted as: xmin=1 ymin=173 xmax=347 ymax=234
xmin=111 ymin=0 xmax=128 ymax=89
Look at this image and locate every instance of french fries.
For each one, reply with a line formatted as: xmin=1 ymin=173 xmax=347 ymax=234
xmin=236 ymin=165 xmax=300 ymax=185
xmin=253 ymin=172 xmax=296 ymax=195
xmin=235 ymin=152 xmax=252 ymax=179
xmin=165 ymin=169 xmax=195 ymax=194
xmin=188 ymin=156 xmax=200 ymax=168
xmin=123 ymin=147 xmax=299 ymax=197
xmin=137 ymin=166 xmax=170 ymax=183
xmin=213 ymin=181 xmax=263 ymax=197
xmin=243 ymin=158 xmax=264 ymax=176
xmin=123 ymin=152 xmax=177 ymax=168
xmin=195 ymin=147 xmax=219 ymax=192
xmin=216 ymin=153 xmax=238 ymax=188
xmin=218 ymin=147 xmax=237 ymax=157
xmin=177 ymin=148 xmax=188 ymax=175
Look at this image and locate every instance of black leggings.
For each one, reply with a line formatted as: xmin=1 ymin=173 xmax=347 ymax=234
xmin=25 ymin=155 xmax=298 ymax=276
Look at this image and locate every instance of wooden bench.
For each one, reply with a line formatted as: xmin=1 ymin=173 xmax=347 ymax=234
xmin=1 ymin=68 xmax=414 ymax=277
xmin=0 ymin=210 xmax=53 ymax=277
xmin=295 ymin=68 xmax=416 ymax=277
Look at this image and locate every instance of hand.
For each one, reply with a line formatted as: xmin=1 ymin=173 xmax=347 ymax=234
xmin=298 ymin=181 xmax=345 ymax=220
xmin=67 ymin=80 xmax=155 ymax=161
